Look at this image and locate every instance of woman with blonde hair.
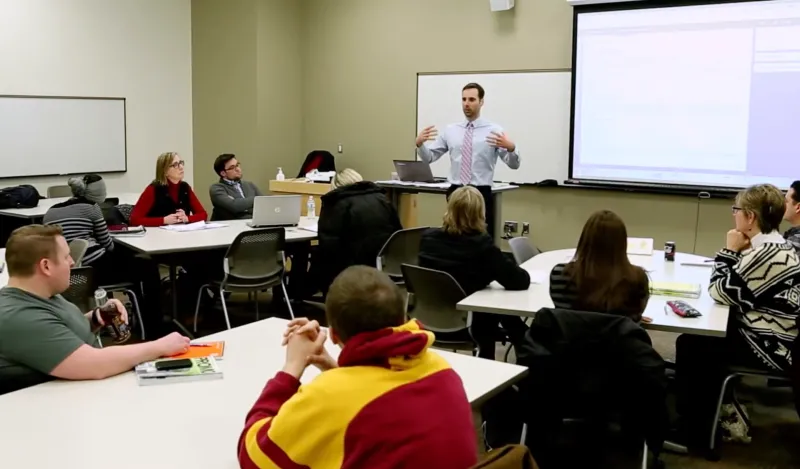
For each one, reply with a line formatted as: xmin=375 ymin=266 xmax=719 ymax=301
xmin=312 ymin=168 xmax=402 ymax=295
xmin=676 ymin=183 xmax=800 ymax=448
xmin=419 ymin=186 xmax=530 ymax=359
xmin=130 ymin=152 xmax=207 ymax=226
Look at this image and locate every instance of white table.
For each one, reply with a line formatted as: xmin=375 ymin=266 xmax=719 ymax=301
xmin=458 ymin=249 xmax=730 ymax=337
xmin=0 ymin=317 xmax=527 ymax=469
xmin=113 ymin=220 xmax=317 ymax=255
xmin=112 ymin=220 xmax=317 ymax=332
xmin=0 ymin=192 xmax=140 ymax=220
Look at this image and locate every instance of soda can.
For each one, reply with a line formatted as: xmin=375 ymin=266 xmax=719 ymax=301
xmin=664 ymin=241 xmax=676 ymax=261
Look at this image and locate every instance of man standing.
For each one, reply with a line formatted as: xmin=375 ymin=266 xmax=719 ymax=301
xmin=416 ymin=82 xmax=520 ymax=237
xmin=209 ymin=154 xmax=264 ymax=221
xmin=0 ymin=225 xmax=190 ymax=395
xmin=785 ymin=180 xmax=800 ymax=253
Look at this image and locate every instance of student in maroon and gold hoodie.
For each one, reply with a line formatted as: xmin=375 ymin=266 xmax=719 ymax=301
xmin=237 ymin=266 xmax=478 ymax=469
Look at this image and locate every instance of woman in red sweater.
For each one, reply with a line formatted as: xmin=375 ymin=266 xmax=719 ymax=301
xmin=130 ymin=152 xmax=207 ymax=227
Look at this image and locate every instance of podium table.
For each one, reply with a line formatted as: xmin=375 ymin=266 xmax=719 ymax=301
xmin=376 ymin=181 xmax=518 ymax=244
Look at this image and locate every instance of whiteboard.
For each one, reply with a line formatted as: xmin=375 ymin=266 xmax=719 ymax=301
xmin=416 ymin=71 xmax=570 ymax=185
xmin=0 ymin=96 xmax=126 ymax=178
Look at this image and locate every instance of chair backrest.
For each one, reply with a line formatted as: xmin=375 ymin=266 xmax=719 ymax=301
xmin=63 ymin=266 xmax=95 ymax=313
xmin=68 ymin=239 xmax=90 ymax=268
xmin=401 ymin=263 xmax=471 ymax=333
xmin=508 ymin=237 xmax=541 ymax=265
xmin=223 ymin=228 xmax=285 ymax=285
xmin=47 ymin=185 xmax=72 ymax=198
xmin=377 ymin=227 xmax=428 ymax=277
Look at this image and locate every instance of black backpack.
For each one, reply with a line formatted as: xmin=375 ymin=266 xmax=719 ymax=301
xmin=0 ymin=185 xmax=41 ymax=209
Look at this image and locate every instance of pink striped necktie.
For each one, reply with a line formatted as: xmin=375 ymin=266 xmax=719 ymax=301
xmin=460 ymin=122 xmax=474 ymax=185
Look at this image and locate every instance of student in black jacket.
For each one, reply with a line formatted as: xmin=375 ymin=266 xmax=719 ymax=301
xmin=419 ymin=186 xmax=530 ymax=359
xmin=312 ymin=169 xmax=402 ymax=294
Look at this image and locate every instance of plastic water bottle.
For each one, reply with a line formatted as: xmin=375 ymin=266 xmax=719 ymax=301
xmin=307 ymin=196 xmax=316 ymax=219
xmin=276 ymin=167 xmax=285 ymax=181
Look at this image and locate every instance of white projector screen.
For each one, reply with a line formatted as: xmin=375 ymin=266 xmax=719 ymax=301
xmin=571 ymin=0 xmax=800 ymax=190
xmin=0 ymin=96 xmax=127 ymax=178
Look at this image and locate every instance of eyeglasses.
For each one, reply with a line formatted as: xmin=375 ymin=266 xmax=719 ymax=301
xmin=731 ymin=205 xmax=743 ymax=214
xmin=225 ymin=163 xmax=241 ymax=172
xmin=170 ymin=160 xmax=185 ymax=169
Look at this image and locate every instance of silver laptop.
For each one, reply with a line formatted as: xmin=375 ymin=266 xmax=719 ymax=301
xmin=247 ymin=195 xmax=301 ymax=228
xmin=393 ymin=160 xmax=436 ymax=183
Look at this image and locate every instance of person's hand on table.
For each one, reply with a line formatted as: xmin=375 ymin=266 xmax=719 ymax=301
xmin=155 ymin=332 xmax=192 ymax=356
xmin=640 ymin=316 xmax=653 ymax=324
xmin=163 ymin=213 xmax=182 ymax=225
xmin=175 ymin=209 xmax=189 ymax=223
xmin=486 ymin=131 xmax=516 ymax=152
xmin=726 ymin=229 xmax=750 ymax=252
xmin=415 ymin=125 xmax=438 ymax=147
xmin=283 ymin=318 xmax=338 ymax=372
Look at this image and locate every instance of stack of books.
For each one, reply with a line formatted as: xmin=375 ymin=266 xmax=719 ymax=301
xmin=135 ymin=356 xmax=223 ymax=386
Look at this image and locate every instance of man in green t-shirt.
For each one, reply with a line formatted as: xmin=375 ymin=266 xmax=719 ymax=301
xmin=0 ymin=225 xmax=191 ymax=395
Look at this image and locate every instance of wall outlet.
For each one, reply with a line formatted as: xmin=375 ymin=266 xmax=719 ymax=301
xmin=521 ymin=222 xmax=530 ymax=236
xmin=504 ymin=221 xmax=519 ymax=234
xmin=337 ymin=143 xmax=343 ymax=153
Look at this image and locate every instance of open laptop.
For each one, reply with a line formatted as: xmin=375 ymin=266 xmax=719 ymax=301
xmin=393 ymin=160 xmax=436 ymax=183
xmin=247 ymin=195 xmax=302 ymax=228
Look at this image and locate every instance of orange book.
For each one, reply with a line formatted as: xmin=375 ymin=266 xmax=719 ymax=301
xmin=168 ymin=341 xmax=225 ymax=360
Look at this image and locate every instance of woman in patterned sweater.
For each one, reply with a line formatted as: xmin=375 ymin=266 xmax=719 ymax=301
xmin=676 ymin=184 xmax=800 ymax=449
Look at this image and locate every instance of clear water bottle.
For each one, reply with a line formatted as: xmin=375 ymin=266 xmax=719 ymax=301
xmin=307 ymin=196 xmax=316 ymax=219
xmin=276 ymin=167 xmax=285 ymax=181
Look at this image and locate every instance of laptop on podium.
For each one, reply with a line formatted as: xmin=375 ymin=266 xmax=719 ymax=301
xmin=247 ymin=195 xmax=301 ymax=228
xmin=393 ymin=160 xmax=436 ymax=183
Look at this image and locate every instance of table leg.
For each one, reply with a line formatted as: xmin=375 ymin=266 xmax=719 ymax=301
xmin=491 ymin=192 xmax=504 ymax=246
xmin=473 ymin=407 xmax=486 ymax=454
xmin=166 ymin=261 xmax=193 ymax=338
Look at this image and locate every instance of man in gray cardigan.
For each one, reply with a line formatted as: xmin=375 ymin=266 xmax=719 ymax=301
xmin=209 ymin=154 xmax=263 ymax=221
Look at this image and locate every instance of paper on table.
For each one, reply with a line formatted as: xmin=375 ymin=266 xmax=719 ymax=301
xmin=627 ymin=237 xmax=654 ymax=255
xmin=301 ymin=223 xmax=318 ymax=233
xmin=628 ymin=255 xmax=654 ymax=272
xmin=525 ymin=269 xmax=549 ymax=284
xmin=161 ymin=221 xmax=227 ymax=232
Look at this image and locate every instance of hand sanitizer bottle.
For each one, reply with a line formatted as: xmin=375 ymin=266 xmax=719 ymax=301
xmin=307 ymin=196 xmax=316 ymax=219
xmin=276 ymin=167 xmax=285 ymax=181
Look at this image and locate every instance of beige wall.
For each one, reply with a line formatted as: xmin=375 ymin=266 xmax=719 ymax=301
xmin=300 ymin=0 xmax=791 ymax=256
xmin=192 ymin=0 xmax=303 ymax=208
xmin=1 ymin=0 xmax=193 ymax=193
xmin=191 ymin=0 xmax=788 ymax=255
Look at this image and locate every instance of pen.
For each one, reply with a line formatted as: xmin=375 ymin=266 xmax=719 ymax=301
xmin=190 ymin=343 xmax=213 ymax=347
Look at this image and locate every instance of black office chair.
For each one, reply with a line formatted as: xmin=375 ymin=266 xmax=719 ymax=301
xmin=401 ymin=264 xmax=477 ymax=354
xmin=517 ymin=308 xmax=667 ymax=469
xmin=62 ymin=266 xmax=95 ymax=313
xmin=194 ymin=228 xmax=293 ymax=331
xmin=377 ymin=227 xmax=428 ymax=280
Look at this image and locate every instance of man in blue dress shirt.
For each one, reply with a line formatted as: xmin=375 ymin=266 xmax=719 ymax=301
xmin=415 ymin=82 xmax=520 ymax=237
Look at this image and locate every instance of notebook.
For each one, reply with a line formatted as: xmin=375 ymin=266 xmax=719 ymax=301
xmin=109 ymin=225 xmax=146 ymax=237
xmin=167 ymin=341 xmax=225 ymax=360
xmin=649 ymin=281 xmax=701 ymax=299
xmin=134 ymin=356 xmax=223 ymax=386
